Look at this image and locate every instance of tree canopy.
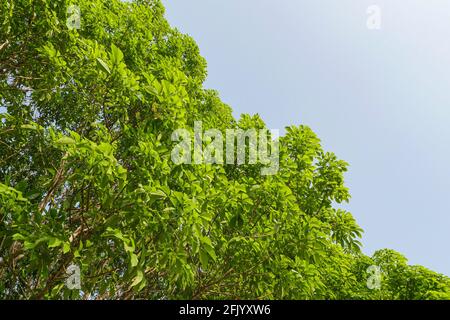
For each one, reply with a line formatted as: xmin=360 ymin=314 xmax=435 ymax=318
xmin=0 ymin=0 xmax=449 ymax=299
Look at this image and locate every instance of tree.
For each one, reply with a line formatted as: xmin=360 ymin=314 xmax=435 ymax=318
xmin=0 ymin=0 xmax=449 ymax=299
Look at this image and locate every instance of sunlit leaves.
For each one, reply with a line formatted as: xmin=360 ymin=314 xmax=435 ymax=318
xmin=0 ymin=0 xmax=448 ymax=301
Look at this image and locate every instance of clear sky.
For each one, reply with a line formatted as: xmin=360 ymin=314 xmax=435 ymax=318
xmin=161 ymin=0 xmax=450 ymax=275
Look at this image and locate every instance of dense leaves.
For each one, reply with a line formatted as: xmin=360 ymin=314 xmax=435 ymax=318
xmin=0 ymin=0 xmax=449 ymax=299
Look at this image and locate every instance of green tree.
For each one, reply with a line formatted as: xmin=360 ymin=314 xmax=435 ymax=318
xmin=0 ymin=0 xmax=449 ymax=299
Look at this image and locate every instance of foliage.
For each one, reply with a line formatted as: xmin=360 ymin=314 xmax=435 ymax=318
xmin=0 ymin=0 xmax=449 ymax=299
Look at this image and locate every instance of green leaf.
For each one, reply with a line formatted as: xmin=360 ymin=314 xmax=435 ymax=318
xmin=131 ymin=269 xmax=144 ymax=288
xmin=199 ymin=250 xmax=209 ymax=268
xmin=63 ymin=242 xmax=70 ymax=254
xmin=12 ymin=233 xmax=26 ymax=241
xmin=48 ymin=237 xmax=63 ymax=248
xmin=110 ymin=44 xmax=124 ymax=66
xmin=150 ymin=190 xmax=166 ymax=199
xmin=20 ymin=124 xmax=37 ymax=130
xmin=55 ymin=137 xmax=76 ymax=145
xmin=96 ymin=57 xmax=111 ymax=74
xmin=130 ymin=253 xmax=138 ymax=267
xmin=204 ymin=245 xmax=217 ymax=262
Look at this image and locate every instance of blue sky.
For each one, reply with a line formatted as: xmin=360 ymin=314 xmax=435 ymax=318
xmin=161 ymin=0 xmax=450 ymax=275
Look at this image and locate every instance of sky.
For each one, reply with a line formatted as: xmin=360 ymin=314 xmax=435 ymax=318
xmin=161 ymin=0 xmax=450 ymax=275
